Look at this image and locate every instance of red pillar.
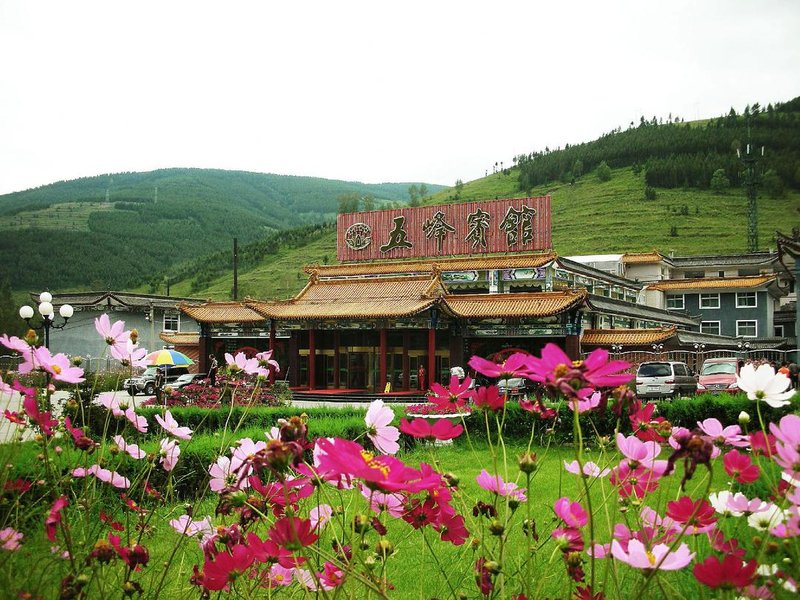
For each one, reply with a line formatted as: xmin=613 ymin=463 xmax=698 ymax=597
xmin=379 ymin=328 xmax=388 ymax=392
xmin=427 ymin=327 xmax=436 ymax=389
xmin=565 ymin=335 xmax=581 ymax=361
xmin=333 ymin=331 xmax=340 ymax=389
xmin=308 ymin=329 xmax=316 ymax=390
xmin=402 ymin=332 xmax=410 ymax=391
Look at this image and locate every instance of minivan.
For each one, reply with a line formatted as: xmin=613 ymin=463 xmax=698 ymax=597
xmin=636 ymin=361 xmax=697 ymax=399
xmin=697 ymin=357 xmax=740 ymax=394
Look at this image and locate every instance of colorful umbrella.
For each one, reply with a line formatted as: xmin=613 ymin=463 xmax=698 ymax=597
xmin=145 ymin=349 xmax=194 ymax=366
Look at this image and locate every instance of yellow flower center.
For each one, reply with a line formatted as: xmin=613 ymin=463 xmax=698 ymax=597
xmin=52 ymin=365 xmax=62 ymax=375
xmin=554 ymin=364 xmax=570 ymax=378
xmin=360 ymin=450 xmax=390 ymax=478
xmin=646 ymin=550 xmax=657 ymax=565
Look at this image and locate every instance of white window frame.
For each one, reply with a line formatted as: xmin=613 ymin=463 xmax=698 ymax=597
xmin=699 ymin=293 xmax=720 ymax=309
xmin=736 ymin=291 xmax=757 ymax=308
xmin=701 ymin=321 xmax=721 ymax=335
xmin=163 ymin=313 xmax=180 ymax=332
xmin=774 ymin=324 xmax=785 ymax=338
xmin=666 ymin=294 xmax=684 ymax=310
xmin=736 ymin=320 xmax=757 ymax=338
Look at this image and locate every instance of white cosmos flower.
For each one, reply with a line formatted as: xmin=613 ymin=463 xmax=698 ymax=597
xmin=709 ymin=491 xmax=739 ymax=516
xmin=747 ymin=503 xmax=786 ymax=531
xmin=736 ymin=363 xmax=795 ymax=408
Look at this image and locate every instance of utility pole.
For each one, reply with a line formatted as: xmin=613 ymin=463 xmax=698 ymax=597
xmin=232 ymin=237 xmax=238 ymax=300
xmin=737 ymin=120 xmax=763 ymax=253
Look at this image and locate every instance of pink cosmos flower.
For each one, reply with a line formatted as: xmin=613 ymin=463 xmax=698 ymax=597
xmin=723 ymin=449 xmax=761 ymax=484
xmin=309 ymin=504 xmax=333 ymax=530
xmin=22 ymin=394 xmax=57 ymax=436
xmin=525 ymin=344 xmax=632 ymax=390
xmin=159 ymin=438 xmax=180 ymax=472
xmin=364 ymin=399 xmax=400 ymax=454
xmin=95 ymin=314 xmax=130 ymax=351
xmin=0 ymin=334 xmax=33 ymax=362
xmin=170 ymin=515 xmax=214 ymax=540
xmin=552 ymin=526 xmax=584 ymax=552
xmin=427 ymin=375 xmax=474 ymax=410
xmin=112 ymin=435 xmax=146 ymax=459
xmin=110 ymin=340 xmax=148 ymax=368
xmin=554 ymin=497 xmax=588 ymax=527
xmin=726 ymin=492 xmax=769 ymax=516
xmin=698 ymin=418 xmax=748 ymax=448
xmin=616 ymin=433 xmax=663 ymax=468
xmin=475 ymin=469 xmax=527 ymax=502
xmin=96 ymin=391 xmax=128 ymax=417
xmin=0 ymin=379 xmax=13 ymax=395
xmin=1 ymin=527 xmax=23 ymax=551
xmin=263 ymin=563 xmax=295 ymax=588
xmin=736 ymin=362 xmax=795 ymax=408
xmin=568 ymin=391 xmax=601 ymax=413
xmin=773 ymin=442 xmax=800 ymax=480
xmin=473 ymin=385 xmax=505 ymax=411
xmin=360 ymin=484 xmax=405 ymax=517
xmin=399 ymin=417 xmax=464 ymax=441
xmin=72 ymin=464 xmax=131 ymax=489
xmin=225 ymin=352 xmax=259 ymax=375
xmin=24 ymin=346 xmax=84 ymax=383
xmin=209 ymin=456 xmax=249 ymax=492
xmin=45 ymin=496 xmax=68 ymax=542
xmin=155 ymin=410 xmax=193 ymax=440
xmin=770 ymin=414 xmax=800 ymax=452
xmin=255 ymin=350 xmax=280 ymax=374
xmin=609 ymin=462 xmax=662 ymax=499
xmin=124 ymin=407 xmax=148 ymax=433
xmin=563 ymin=460 xmax=610 ymax=478
xmin=611 ymin=538 xmax=694 ymax=570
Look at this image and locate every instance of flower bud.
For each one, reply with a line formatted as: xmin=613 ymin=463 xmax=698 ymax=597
xmin=443 ymin=472 xmax=459 ymax=487
xmin=508 ymin=498 xmax=520 ymax=511
xmin=353 ymin=514 xmax=370 ymax=534
xmin=739 ymin=411 xmax=751 ymax=426
xmin=375 ymin=539 xmax=394 ymax=558
xmin=489 ymin=519 xmax=504 ymax=536
xmin=483 ymin=560 xmax=501 ymax=574
xmin=518 ymin=452 xmax=538 ymax=474
xmin=363 ymin=554 xmax=377 ymax=570
xmin=129 ymin=329 xmax=139 ymax=344
xmin=766 ymin=542 xmax=779 ymax=555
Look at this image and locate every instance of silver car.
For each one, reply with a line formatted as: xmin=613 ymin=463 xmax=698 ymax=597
xmin=636 ymin=361 xmax=697 ymax=399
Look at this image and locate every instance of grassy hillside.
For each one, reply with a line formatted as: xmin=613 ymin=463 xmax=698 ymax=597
xmin=167 ymin=162 xmax=799 ymax=302
xmin=0 ymin=168 xmax=443 ymax=291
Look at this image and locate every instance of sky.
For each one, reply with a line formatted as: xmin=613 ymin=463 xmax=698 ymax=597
xmin=1 ymin=0 xmax=799 ymax=195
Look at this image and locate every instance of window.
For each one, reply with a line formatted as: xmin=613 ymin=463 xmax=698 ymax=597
xmin=736 ymin=320 xmax=757 ymax=338
xmin=666 ymin=294 xmax=684 ymax=310
xmin=686 ymin=271 xmax=705 ymax=279
xmin=163 ymin=313 xmax=179 ymax=332
xmin=775 ymin=325 xmax=785 ymax=338
xmin=736 ymin=292 xmax=757 ymax=308
xmin=701 ymin=321 xmax=721 ymax=335
xmin=718 ymin=271 xmax=725 ymax=277
xmin=699 ymin=293 xmax=720 ymax=309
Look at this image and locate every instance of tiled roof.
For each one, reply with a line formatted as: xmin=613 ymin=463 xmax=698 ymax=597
xmin=178 ymin=301 xmax=266 ymax=324
xmin=670 ymin=252 xmax=779 ymax=268
xmin=622 ymin=252 xmax=664 ymax=264
xmin=648 ymin=275 xmax=776 ymax=291
xmin=586 ymin=295 xmax=698 ymax=327
xmin=581 ymin=327 xmax=676 ymax=346
xmin=305 ymin=252 xmax=557 ymax=277
xmin=255 ymin=275 xmax=444 ymax=320
xmin=37 ymin=291 xmax=202 ymax=309
xmin=159 ymin=332 xmax=200 ymax=345
xmin=442 ymin=289 xmax=586 ymax=318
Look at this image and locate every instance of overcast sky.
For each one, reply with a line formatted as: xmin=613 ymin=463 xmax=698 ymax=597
xmin=1 ymin=0 xmax=798 ymax=195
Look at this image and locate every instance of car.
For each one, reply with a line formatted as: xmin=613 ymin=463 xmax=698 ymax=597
xmin=497 ymin=376 xmax=530 ymax=397
xmin=169 ymin=373 xmax=207 ymax=390
xmin=124 ymin=366 xmax=190 ymax=396
xmin=697 ymin=357 xmax=740 ymax=394
xmin=635 ymin=361 xmax=697 ymax=399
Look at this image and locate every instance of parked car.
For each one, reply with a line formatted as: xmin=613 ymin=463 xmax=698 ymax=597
xmin=636 ymin=361 xmax=697 ymax=399
xmin=697 ymin=357 xmax=740 ymax=394
xmin=497 ymin=376 xmax=531 ymax=396
xmin=169 ymin=373 xmax=207 ymax=391
xmin=124 ymin=366 xmax=190 ymax=396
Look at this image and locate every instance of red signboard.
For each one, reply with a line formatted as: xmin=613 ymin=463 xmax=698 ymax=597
xmin=337 ymin=196 xmax=552 ymax=261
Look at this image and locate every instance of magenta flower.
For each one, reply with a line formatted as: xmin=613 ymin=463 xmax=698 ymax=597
xmin=399 ymin=417 xmax=464 ymax=441
xmin=580 ymin=347 xmax=634 ymax=388
xmin=427 ymin=375 xmax=474 ymax=410
xmin=155 ymin=410 xmax=193 ymax=440
xmin=475 ymin=469 xmax=527 ymax=502
xmin=723 ymin=449 xmax=760 ymax=484
xmin=45 ymin=496 xmax=68 ymax=542
xmin=94 ymin=314 xmax=130 ymax=351
xmin=611 ymin=538 xmax=694 ymax=570
xmin=159 ymin=438 xmax=180 ymax=471
xmin=609 ymin=462 xmax=662 ymax=499
xmin=202 ymin=544 xmax=255 ymax=591
xmin=554 ymin=497 xmax=588 ymax=527
xmin=473 ymin=385 xmax=505 ymax=411
xmin=563 ymin=460 xmax=610 ymax=478
xmin=1 ymin=527 xmax=23 ymax=551
xmin=112 ymin=435 xmax=146 ymax=459
xmin=552 ymin=526 xmax=584 ymax=552
xmin=469 ymin=352 xmax=532 ymax=380
xmin=364 ymin=399 xmax=400 ymax=455
xmin=22 ymin=394 xmax=57 ymax=437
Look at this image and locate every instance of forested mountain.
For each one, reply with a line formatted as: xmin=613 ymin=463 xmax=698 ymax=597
xmin=0 ymin=168 xmax=443 ymax=291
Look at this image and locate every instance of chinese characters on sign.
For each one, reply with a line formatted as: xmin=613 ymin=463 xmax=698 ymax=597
xmin=337 ymin=196 xmax=551 ymax=261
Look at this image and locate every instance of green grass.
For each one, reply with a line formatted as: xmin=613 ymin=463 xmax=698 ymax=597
xmin=0 ymin=201 xmax=116 ymax=232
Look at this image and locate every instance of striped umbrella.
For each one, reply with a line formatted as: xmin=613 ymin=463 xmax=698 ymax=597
xmin=145 ymin=349 xmax=194 ymax=367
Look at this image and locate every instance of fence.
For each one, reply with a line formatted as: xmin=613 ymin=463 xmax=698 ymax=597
xmin=584 ymin=348 xmax=800 ymax=375
xmin=1 ymin=354 xmax=130 ymax=375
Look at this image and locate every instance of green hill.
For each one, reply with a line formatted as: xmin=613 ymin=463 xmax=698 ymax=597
xmin=0 ymin=168 xmax=443 ymax=291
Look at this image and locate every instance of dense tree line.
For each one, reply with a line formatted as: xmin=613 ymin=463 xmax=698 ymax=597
xmin=516 ymin=102 xmax=800 ymax=194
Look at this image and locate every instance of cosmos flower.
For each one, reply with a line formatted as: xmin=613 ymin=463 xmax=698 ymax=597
xmin=553 ymin=497 xmax=588 ymax=528
xmin=154 ymin=410 xmax=193 ymax=440
xmin=112 ymin=435 xmax=146 ymax=459
xmin=159 ymin=438 xmax=180 ymax=472
xmin=723 ymin=449 xmax=760 ymax=484
xmin=694 ymin=554 xmax=758 ymax=589
xmin=95 ymin=314 xmax=130 ymax=351
xmin=475 ymin=469 xmax=527 ymax=502
xmin=25 ymin=346 xmax=84 ymax=383
xmin=568 ymin=391 xmax=601 ymax=414
xmin=473 ymin=385 xmax=505 ymax=411
xmin=0 ymin=527 xmax=23 ymax=551
xmin=225 ymin=352 xmax=259 ymax=375
xmin=124 ymin=407 xmax=148 ymax=433
xmin=736 ymin=363 xmax=795 ymax=408
xmin=364 ymin=399 xmax=400 ymax=455
xmin=202 ymin=544 xmax=255 ymax=591
xmin=45 ymin=496 xmax=68 ymax=542
xmin=110 ymin=339 xmax=148 ymax=368
xmin=427 ymin=375 xmax=474 ymax=410
xmin=72 ymin=465 xmax=131 ymax=489
xmin=399 ymin=417 xmax=464 ymax=441
xmin=697 ymin=418 xmax=748 ymax=448
xmin=610 ymin=538 xmax=693 ymax=570
xmin=563 ymin=460 xmax=610 ymax=478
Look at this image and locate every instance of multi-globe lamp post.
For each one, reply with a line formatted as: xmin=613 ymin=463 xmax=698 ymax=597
xmin=19 ymin=291 xmax=73 ymax=349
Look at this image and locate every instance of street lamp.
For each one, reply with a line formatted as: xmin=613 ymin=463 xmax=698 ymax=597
xmin=693 ymin=343 xmax=706 ymax=352
xmin=19 ymin=291 xmax=73 ymax=349
xmin=652 ymin=343 xmax=664 ymax=356
xmin=737 ymin=341 xmax=751 ymax=357
xmin=610 ymin=344 xmax=623 ymax=355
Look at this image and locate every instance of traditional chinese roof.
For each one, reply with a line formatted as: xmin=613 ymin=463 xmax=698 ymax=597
xmin=159 ymin=332 xmax=200 ymax=345
xmin=304 ymin=252 xmax=557 ymax=278
xmin=581 ymin=327 xmax=676 ymax=346
xmin=255 ymin=275 xmax=445 ymax=320
xmin=622 ymin=252 xmax=665 ymax=264
xmin=34 ymin=291 xmax=202 ymax=310
xmin=441 ymin=289 xmax=586 ymax=318
xmin=669 ymin=251 xmax=779 ymax=268
xmin=178 ymin=301 xmax=266 ymax=324
xmin=586 ymin=295 xmax=698 ymax=327
xmin=647 ymin=275 xmax=776 ymax=291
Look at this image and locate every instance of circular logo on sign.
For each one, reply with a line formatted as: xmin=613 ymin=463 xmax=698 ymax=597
xmin=345 ymin=222 xmax=372 ymax=251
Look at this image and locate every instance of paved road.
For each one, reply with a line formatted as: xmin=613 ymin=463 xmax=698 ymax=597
xmin=0 ymin=390 xmax=71 ymax=444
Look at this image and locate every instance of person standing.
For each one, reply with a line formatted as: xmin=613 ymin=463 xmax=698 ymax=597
xmin=208 ymin=354 xmax=219 ymax=386
xmin=154 ymin=368 xmax=165 ymax=403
